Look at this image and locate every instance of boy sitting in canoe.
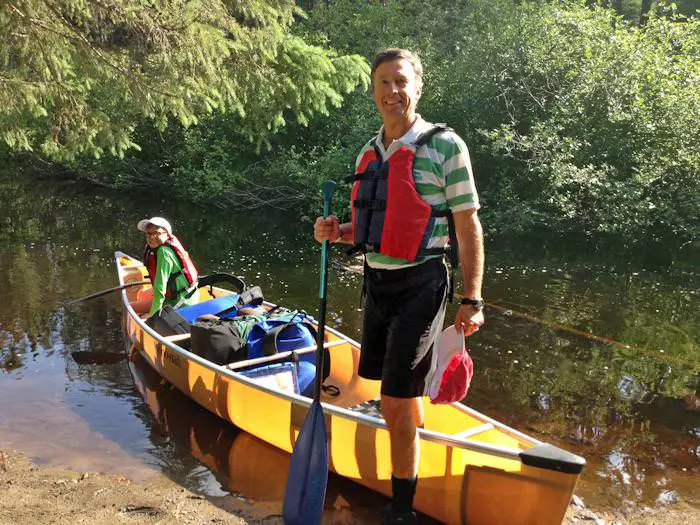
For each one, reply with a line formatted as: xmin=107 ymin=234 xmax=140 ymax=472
xmin=132 ymin=216 xmax=199 ymax=317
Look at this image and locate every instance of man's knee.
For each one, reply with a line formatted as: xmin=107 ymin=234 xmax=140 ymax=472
xmin=381 ymin=395 xmax=420 ymax=431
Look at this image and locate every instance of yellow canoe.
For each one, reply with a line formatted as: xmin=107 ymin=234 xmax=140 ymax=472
xmin=116 ymin=251 xmax=585 ymax=525
xmin=128 ymin=348 xmax=388 ymax=520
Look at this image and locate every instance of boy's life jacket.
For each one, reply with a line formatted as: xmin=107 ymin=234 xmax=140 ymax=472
xmin=345 ymin=124 xmax=459 ymax=265
xmin=144 ymin=234 xmax=199 ymax=300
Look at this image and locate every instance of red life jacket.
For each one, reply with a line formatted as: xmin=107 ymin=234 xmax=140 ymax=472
xmin=144 ymin=235 xmax=199 ymax=299
xmin=347 ymin=125 xmax=455 ymax=262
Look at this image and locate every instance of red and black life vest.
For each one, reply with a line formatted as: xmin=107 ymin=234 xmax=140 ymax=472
xmin=346 ymin=125 xmax=457 ymax=263
xmin=144 ymin=235 xmax=199 ymax=299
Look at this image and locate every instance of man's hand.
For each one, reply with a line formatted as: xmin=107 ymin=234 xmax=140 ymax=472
xmin=454 ymin=305 xmax=484 ymax=337
xmin=313 ymin=215 xmax=340 ymax=243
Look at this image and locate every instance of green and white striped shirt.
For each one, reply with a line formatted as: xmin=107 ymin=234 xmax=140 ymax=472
xmin=354 ymin=116 xmax=480 ymax=269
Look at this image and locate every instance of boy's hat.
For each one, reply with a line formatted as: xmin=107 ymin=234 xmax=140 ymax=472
xmin=137 ymin=217 xmax=172 ymax=235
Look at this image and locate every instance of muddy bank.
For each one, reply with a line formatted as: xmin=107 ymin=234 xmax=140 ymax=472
xmin=0 ymin=450 xmax=258 ymax=525
xmin=2 ymin=449 xmax=697 ymax=525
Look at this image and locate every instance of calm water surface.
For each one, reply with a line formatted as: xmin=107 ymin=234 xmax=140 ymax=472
xmin=0 ymin=175 xmax=698 ymax=520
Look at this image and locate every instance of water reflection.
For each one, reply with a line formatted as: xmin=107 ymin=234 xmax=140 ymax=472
xmin=128 ymin=350 xmax=410 ymax=524
xmin=0 ymin=171 xmax=698 ymax=515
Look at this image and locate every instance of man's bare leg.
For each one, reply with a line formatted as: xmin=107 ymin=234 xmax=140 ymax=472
xmin=381 ymin=394 xmax=423 ymax=476
xmin=381 ymin=394 xmax=423 ymax=522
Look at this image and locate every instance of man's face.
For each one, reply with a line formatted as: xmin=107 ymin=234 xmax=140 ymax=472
xmin=372 ymin=58 xmax=422 ymax=125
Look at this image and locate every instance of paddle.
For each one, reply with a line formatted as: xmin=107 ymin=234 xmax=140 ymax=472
xmin=71 ymin=351 xmax=127 ymax=365
xmin=64 ymin=280 xmax=150 ymax=307
xmin=282 ymin=180 xmax=336 ymax=525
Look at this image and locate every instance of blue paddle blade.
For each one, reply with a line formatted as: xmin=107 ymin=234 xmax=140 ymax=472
xmin=282 ymin=400 xmax=329 ymax=525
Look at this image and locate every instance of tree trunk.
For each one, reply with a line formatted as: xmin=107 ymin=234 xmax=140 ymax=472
xmin=640 ymin=0 xmax=653 ymax=26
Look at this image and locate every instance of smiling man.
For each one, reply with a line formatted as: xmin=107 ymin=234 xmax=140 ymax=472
xmin=314 ymin=48 xmax=485 ymax=524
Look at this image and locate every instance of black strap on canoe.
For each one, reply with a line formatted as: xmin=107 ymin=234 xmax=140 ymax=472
xmin=196 ymin=273 xmax=246 ymax=293
xmin=211 ymin=285 xmax=265 ymax=318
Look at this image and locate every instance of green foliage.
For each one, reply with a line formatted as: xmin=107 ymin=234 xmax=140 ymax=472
xmin=478 ymin=2 xmax=700 ymax=240
xmin=280 ymin=0 xmax=699 ymax=243
xmin=0 ymin=0 xmax=368 ymax=161
xmin=3 ymin=0 xmax=698 ymax=245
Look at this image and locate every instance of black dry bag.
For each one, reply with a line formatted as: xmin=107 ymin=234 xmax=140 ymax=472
xmin=146 ymin=305 xmax=191 ymax=348
xmin=190 ymin=317 xmax=247 ymax=365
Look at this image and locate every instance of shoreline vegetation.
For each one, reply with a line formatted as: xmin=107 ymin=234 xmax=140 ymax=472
xmin=1 ymin=1 xmax=698 ymax=247
xmin=0 ymin=1 xmax=697 ymax=523
xmin=1 ymin=449 xmax=698 ymax=525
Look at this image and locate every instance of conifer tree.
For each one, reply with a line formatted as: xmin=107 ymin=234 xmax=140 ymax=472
xmin=0 ymin=1 xmax=369 ymax=161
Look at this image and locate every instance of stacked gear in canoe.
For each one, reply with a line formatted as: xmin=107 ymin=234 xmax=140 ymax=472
xmin=144 ymin=273 xmax=251 ymax=343
xmin=187 ymin=303 xmax=322 ymax=397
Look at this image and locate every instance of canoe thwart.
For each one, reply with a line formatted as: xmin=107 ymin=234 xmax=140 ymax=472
xmin=163 ymin=333 xmax=192 ymax=343
xmin=453 ymin=423 xmax=494 ymax=439
xmin=227 ymin=339 xmax=345 ymax=371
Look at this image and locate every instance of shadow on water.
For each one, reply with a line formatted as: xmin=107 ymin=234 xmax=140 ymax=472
xmin=0 ymin=171 xmax=698 ymax=516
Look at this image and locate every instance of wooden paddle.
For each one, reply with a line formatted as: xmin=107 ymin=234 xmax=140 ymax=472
xmin=282 ymin=180 xmax=336 ymax=525
xmin=64 ymin=280 xmax=149 ymax=307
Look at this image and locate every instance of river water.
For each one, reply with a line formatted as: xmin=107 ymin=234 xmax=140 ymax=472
xmin=0 ymin=173 xmax=698 ymax=520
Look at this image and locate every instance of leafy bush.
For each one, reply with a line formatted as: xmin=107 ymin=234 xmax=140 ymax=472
xmin=6 ymin=1 xmax=697 ymax=246
xmin=279 ymin=0 xmax=700 ymax=243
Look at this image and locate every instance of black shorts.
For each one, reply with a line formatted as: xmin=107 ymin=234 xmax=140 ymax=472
xmin=358 ymin=258 xmax=448 ymax=398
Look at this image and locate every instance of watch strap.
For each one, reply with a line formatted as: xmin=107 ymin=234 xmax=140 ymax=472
xmin=460 ymin=297 xmax=484 ymax=309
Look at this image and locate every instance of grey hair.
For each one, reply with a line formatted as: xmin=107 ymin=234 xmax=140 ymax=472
xmin=370 ymin=48 xmax=423 ymax=91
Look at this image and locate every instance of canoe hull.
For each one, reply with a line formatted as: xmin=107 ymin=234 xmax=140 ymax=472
xmin=117 ymin=252 xmax=583 ymax=525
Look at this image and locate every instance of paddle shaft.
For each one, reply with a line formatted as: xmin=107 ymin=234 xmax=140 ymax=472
xmin=313 ymin=182 xmax=334 ymax=402
xmin=71 ymin=351 xmax=127 ymax=365
xmin=282 ymin=180 xmax=335 ymax=525
xmin=65 ymin=280 xmax=149 ymax=307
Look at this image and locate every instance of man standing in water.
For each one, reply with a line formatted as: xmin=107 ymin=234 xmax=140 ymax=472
xmin=313 ymin=49 xmax=485 ymax=524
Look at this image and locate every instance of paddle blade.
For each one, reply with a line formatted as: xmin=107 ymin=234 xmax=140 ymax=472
xmin=71 ymin=352 xmax=127 ymax=365
xmin=282 ymin=401 xmax=329 ymax=525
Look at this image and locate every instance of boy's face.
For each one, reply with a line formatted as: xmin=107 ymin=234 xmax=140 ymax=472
xmin=145 ymin=227 xmax=168 ymax=249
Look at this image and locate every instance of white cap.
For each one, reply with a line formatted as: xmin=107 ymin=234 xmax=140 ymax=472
xmin=137 ymin=216 xmax=172 ymax=235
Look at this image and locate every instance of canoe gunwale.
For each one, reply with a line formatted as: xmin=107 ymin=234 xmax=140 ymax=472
xmin=114 ymin=251 xmax=570 ymax=465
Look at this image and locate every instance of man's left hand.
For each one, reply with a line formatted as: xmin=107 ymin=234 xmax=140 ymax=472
xmin=454 ymin=305 xmax=484 ymax=337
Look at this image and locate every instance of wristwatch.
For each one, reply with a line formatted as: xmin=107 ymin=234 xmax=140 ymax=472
xmin=460 ymin=297 xmax=484 ymax=311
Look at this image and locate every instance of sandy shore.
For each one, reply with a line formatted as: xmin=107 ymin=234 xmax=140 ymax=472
xmin=1 ymin=449 xmax=697 ymax=525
